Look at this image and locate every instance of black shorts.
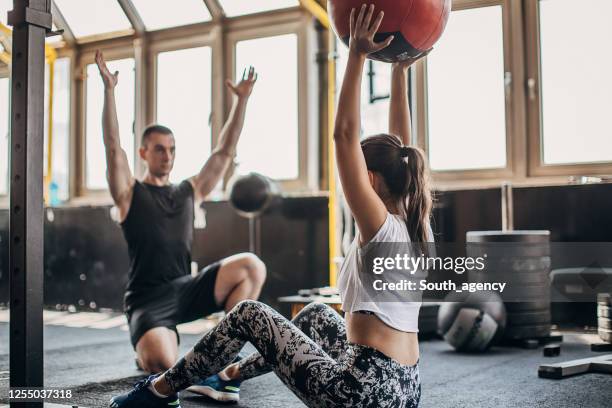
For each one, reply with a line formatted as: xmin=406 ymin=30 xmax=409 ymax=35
xmin=125 ymin=262 xmax=222 ymax=349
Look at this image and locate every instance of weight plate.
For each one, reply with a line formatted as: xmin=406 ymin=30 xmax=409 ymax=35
xmin=598 ymin=293 xmax=611 ymax=306
xmin=599 ymin=328 xmax=612 ymax=343
xmin=598 ymin=318 xmax=612 ymax=330
xmin=505 ymin=300 xmax=550 ymax=313
xmin=467 ymin=244 xmax=550 ymax=258
xmin=504 ymin=324 xmax=551 ymax=340
xmin=508 ymin=311 xmax=551 ymax=326
xmin=471 ymin=270 xmax=551 ymax=285
xmin=598 ymin=306 xmax=611 ymax=318
xmin=466 ymin=231 xmax=550 ymax=244
xmin=487 ymin=257 xmax=551 ymax=272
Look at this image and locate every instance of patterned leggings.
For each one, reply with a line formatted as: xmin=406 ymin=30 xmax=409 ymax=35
xmin=164 ymin=300 xmax=421 ymax=408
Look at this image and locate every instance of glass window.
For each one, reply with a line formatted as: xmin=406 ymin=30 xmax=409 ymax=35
xmin=54 ymin=0 xmax=132 ymax=38
xmin=0 ymin=77 xmax=8 ymax=195
xmin=539 ymin=0 xmax=612 ymax=165
xmin=426 ymin=6 xmax=507 ymax=171
xmin=44 ymin=58 xmax=71 ymax=202
xmin=0 ymin=0 xmax=11 ymax=25
xmin=86 ymin=58 xmax=135 ymax=190
xmin=221 ymin=0 xmax=299 ymax=18
xmin=157 ymin=47 xmax=212 ymax=183
xmin=131 ymin=0 xmax=211 ymax=31
xmin=235 ymin=34 xmax=299 ymax=180
xmin=336 ymin=42 xmax=392 ymax=139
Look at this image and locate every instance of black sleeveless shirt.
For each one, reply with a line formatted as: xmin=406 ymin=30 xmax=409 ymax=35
xmin=121 ymin=180 xmax=194 ymax=306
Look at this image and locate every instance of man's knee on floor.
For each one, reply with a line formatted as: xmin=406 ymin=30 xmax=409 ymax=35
xmin=242 ymin=253 xmax=267 ymax=286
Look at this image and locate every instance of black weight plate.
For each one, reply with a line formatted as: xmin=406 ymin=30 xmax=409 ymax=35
xmin=599 ymin=328 xmax=612 ymax=343
xmin=467 ymin=244 xmax=550 ymax=258
xmin=598 ymin=306 xmax=611 ymax=318
xmin=466 ymin=231 xmax=550 ymax=244
xmin=471 ymin=270 xmax=551 ymax=285
xmin=487 ymin=257 xmax=551 ymax=272
xmin=504 ymin=324 xmax=551 ymax=340
xmin=506 ymin=300 xmax=550 ymax=313
xmin=508 ymin=311 xmax=551 ymax=326
xmin=598 ymin=318 xmax=612 ymax=330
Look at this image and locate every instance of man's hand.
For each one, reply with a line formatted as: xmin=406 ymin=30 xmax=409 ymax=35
xmin=349 ymin=4 xmax=394 ymax=57
xmin=95 ymin=50 xmax=119 ymax=90
xmin=392 ymin=49 xmax=433 ymax=71
xmin=226 ymin=66 xmax=258 ymax=99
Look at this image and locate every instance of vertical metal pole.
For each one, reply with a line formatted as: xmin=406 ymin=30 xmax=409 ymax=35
xmin=501 ymin=182 xmax=514 ymax=232
xmin=8 ymin=1 xmax=52 ymax=406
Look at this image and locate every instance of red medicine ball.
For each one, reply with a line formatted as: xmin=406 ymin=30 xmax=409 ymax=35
xmin=329 ymin=0 xmax=452 ymax=63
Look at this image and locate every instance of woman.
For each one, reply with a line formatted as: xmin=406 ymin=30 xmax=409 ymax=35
xmin=109 ymin=5 xmax=432 ymax=408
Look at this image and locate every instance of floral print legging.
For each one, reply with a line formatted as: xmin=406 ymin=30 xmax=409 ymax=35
xmin=164 ymin=300 xmax=421 ymax=408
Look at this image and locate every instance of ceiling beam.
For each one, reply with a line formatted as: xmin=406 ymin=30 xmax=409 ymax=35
xmin=51 ymin=0 xmax=75 ymax=46
xmin=117 ymin=0 xmax=146 ymax=36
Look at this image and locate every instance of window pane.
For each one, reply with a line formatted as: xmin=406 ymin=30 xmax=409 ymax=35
xmin=86 ymin=58 xmax=135 ymax=190
xmin=157 ymin=47 xmax=212 ymax=183
xmin=0 ymin=0 xmax=11 ymax=25
xmin=539 ymin=0 xmax=612 ymax=165
xmin=131 ymin=0 xmax=211 ymax=31
xmin=0 ymin=77 xmax=8 ymax=195
xmin=427 ymin=6 xmax=507 ymax=171
xmin=44 ymin=58 xmax=71 ymax=202
xmin=55 ymin=0 xmax=132 ymax=38
xmin=221 ymin=0 xmax=299 ymax=17
xmin=336 ymin=42 xmax=391 ymax=138
xmin=235 ymin=34 xmax=299 ymax=180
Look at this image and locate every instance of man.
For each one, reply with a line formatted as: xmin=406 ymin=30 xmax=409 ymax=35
xmin=95 ymin=50 xmax=266 ymax=374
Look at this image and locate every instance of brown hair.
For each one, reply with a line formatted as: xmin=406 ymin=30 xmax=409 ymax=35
xmin=360 ymin=134 xmax=433 ymax=246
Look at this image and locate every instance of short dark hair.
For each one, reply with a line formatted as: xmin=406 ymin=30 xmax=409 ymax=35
xmin=142 ymin=124 xmax=173 ymax=146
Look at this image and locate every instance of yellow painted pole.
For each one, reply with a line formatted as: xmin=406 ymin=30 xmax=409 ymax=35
xmin=299 ymin=0 xmax=338 ymax=286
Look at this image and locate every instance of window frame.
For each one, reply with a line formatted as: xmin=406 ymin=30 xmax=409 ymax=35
xmin=413 ymin=0 xmax=524 ymax=184
xmin=225 ymin=13 xmax=314 ymax=191
xmin=524 ymin=0 xmax=612 ymax=177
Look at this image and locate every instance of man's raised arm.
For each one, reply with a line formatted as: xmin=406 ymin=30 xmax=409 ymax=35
xmin=191 ymin=67 xmax=258 ymax=202
xmin=95 ymin=50 xmax=135 ymax=217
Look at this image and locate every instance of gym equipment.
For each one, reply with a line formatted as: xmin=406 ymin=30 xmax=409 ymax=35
xmin=467 ymin=230 xmax=552 ymax=341
xmin=7 ymin=0 xmax=54 ymax=397
xmin=328 ymin=0 xmax=452 ymax=62
xmin=599 ymin=318 xmax=612 ymax=330
xmin=591 ymin=343 xmax=612 ymax=352
xmin=599 ymin=328 xmax=612 ymax=343
xmin=418 ymin=302 xmax=442 ymax=339
xmin=599 ymin=305 xmax=611 ymax=318
xmin=437 ymin=291 xmax=507 ymax=352
xmin=543 ymin=344 xmax=561 ymax=357
xmin=228 ymin=172 xmax=278 ymax=254
xmin=538 ymin=354 xmax=612 ymax=379
xmin=229 ymin=172 xmax=277 ymax=217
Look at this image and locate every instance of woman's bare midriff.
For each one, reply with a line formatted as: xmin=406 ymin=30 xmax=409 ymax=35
xmin=346 ymin=312 xmax=419 ymax=366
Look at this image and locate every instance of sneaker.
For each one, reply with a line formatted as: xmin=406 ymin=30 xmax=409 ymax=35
xmin=109 ymin=375 xmax=181 ymax=407
xmin=187 ymin=374 xmax=241 ymax=403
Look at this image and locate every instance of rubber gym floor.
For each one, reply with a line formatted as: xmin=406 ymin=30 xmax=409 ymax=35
xmin=1 ymin=319 xmax=610 ymax=408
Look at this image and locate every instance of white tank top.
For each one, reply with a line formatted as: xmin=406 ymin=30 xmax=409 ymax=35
xmin=337 ymin=212 xmax=433 ymax=333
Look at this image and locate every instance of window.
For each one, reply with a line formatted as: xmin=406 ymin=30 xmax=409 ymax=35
xmin=85 ymin=58 xmax=135 ymax=191
xmin=0 ymin=77 xmax=8 ymax=195
xmin=0 ymin=0 xmax=11 ymax=25
xmin=54 ymin=0 xmax=132 ymax=39
xmin=426 ymin=5 xmax=507 ymax=171
xmin=157 ymin=47 xmax=212 ymax=183
xmin=234 ymin=34 xmax=299 ymax=180
xmin=131 ymin=0 xmax=211 ymax=31
xmin=538 ymin=0 xmax=612 ymax=165
xmin=221 ymin=0 xmax=299 ymax=18
xmin=44 ymin=58 xmax=71 ymax=202
xmin=336 ymin=42 xmax=392 ymax=139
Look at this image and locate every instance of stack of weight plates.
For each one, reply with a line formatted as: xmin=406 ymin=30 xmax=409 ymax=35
xmin=418 ymin=302 xmax=441 ymax=339
xmin=467 ymin=231 xmax=551 ymax=340
xmin=598 ymin=293 xmax=612 ymax=343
